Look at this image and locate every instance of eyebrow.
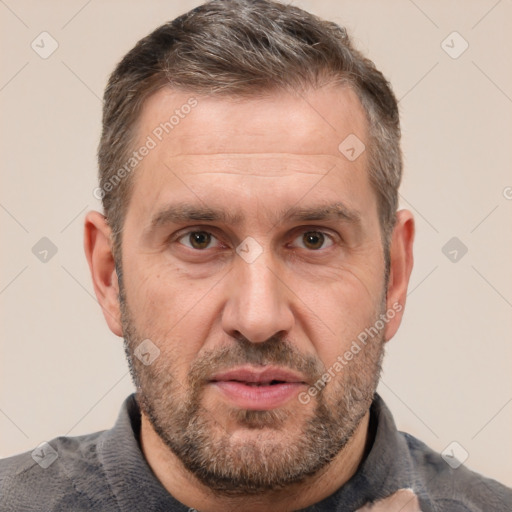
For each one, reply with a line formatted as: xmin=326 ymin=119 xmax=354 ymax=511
xmin=282 ymin=202 xmax=361 ymax=224
xmin=147 ymin=204 xmax=243 ymax=233
xmin=146 ymin=201 xmax=360 ymax=235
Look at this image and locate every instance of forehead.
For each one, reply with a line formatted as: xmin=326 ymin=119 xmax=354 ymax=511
xmin=126 ymin=84 xmax=374 ymax=227
xmin=136 ymin=84 xmax=368 ymax=158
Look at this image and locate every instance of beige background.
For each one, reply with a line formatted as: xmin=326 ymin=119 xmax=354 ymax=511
xmin=1 ymin=0 xmax=511 ymax=487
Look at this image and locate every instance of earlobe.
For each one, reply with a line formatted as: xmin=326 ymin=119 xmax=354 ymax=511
xmin=84 ymin=211 xmax=123 ymax=337
xmin=384 ymin=209 xmax=415 ymax=341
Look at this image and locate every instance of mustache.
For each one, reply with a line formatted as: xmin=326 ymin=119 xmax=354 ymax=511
xmin=188 ymin=334 xmax=326 ymax=388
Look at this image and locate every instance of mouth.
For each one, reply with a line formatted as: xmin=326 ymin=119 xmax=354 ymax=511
xmin=208 ymin=365 xmax=308 ymax=410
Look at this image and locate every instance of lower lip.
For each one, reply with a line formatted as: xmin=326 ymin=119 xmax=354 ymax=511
xmin=210 ymin=381 xmax=305 ymax=410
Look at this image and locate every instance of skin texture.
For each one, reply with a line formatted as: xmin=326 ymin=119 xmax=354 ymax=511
xmin=356 ymin=489 xmax=421 ymax=511
xmin=84 ymin=84 xmax=414 ymax=512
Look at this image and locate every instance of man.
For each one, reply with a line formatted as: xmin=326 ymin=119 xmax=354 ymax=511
xmin=1 ymin=0 xmax=510 ymax=510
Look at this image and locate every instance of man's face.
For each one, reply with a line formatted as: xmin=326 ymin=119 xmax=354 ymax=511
xmin=119 ymin=85 xmax=389 ymax=493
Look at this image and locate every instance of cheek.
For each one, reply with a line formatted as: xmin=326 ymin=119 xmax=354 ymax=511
xmin=126 ymin=256 xmax=199 ymax=319
xmin=125 ymin=261 xmax=223 ymax=359
xmin=303 ymin=274 xmax=383 ymax=367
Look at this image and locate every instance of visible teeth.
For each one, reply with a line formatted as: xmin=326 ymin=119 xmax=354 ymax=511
xmin=243 ymin=381 xmax=283 ymax=386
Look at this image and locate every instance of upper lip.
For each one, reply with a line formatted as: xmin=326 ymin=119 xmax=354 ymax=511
xmin=209 ymin=365 xmax=307 ymax=384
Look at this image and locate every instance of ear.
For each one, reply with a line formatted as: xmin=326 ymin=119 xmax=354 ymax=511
xmin=84 ymin=211 xmax=123 ymax=337
xmin=384 ymin=209 xmax=415 ymax=342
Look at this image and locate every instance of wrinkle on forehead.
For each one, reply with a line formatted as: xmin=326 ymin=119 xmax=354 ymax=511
xmin=135 ymin=85 xmax=369 ymax=160
xmin=127 ymin=84 xmax=374 ymax=230
xmin=161 ymin=153 xmax=345 ymax=178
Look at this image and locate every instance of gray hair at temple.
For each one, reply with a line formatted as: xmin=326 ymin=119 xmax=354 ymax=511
xmin=98 ymin=0 xmax=402 ymax=264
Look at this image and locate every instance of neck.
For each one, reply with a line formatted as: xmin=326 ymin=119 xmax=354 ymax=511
xmin=140 ymin=410 xmax=371 ymax=512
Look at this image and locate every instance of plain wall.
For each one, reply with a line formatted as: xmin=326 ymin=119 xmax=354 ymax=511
xmin=1 ymin=0 xmax=511 ymax=487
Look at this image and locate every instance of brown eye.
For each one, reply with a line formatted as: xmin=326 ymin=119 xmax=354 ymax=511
xmin=302 ymin=231 xmax=325 ymax=250
xmin=181 ymin=231 xmax=215 ymax=250
xmin=291 ymin=231 xmax=333 ymax=251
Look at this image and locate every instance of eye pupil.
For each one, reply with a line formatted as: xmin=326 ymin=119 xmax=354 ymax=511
xmin=190 ymin=231 xmax=211 ymax=249
xmin=303 ymin=231 xmax=324 ymax=250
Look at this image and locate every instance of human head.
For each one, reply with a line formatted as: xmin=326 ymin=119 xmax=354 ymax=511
xmin=86 ymin=0 xmax=414 ymax=498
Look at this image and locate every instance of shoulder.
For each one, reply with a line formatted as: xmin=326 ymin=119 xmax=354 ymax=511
xmin=0 ymin=430 xmax=118 ymax=512
xmin=401 ymin=431 xmax=512 ymax=512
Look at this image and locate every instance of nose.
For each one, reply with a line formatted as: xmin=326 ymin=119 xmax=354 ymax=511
xmin=221 ymin=253 xmax=294 ymax=343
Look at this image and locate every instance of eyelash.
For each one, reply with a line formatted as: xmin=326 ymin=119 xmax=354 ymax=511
xmin=174 ymin=228 xmax=337 ymax=251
